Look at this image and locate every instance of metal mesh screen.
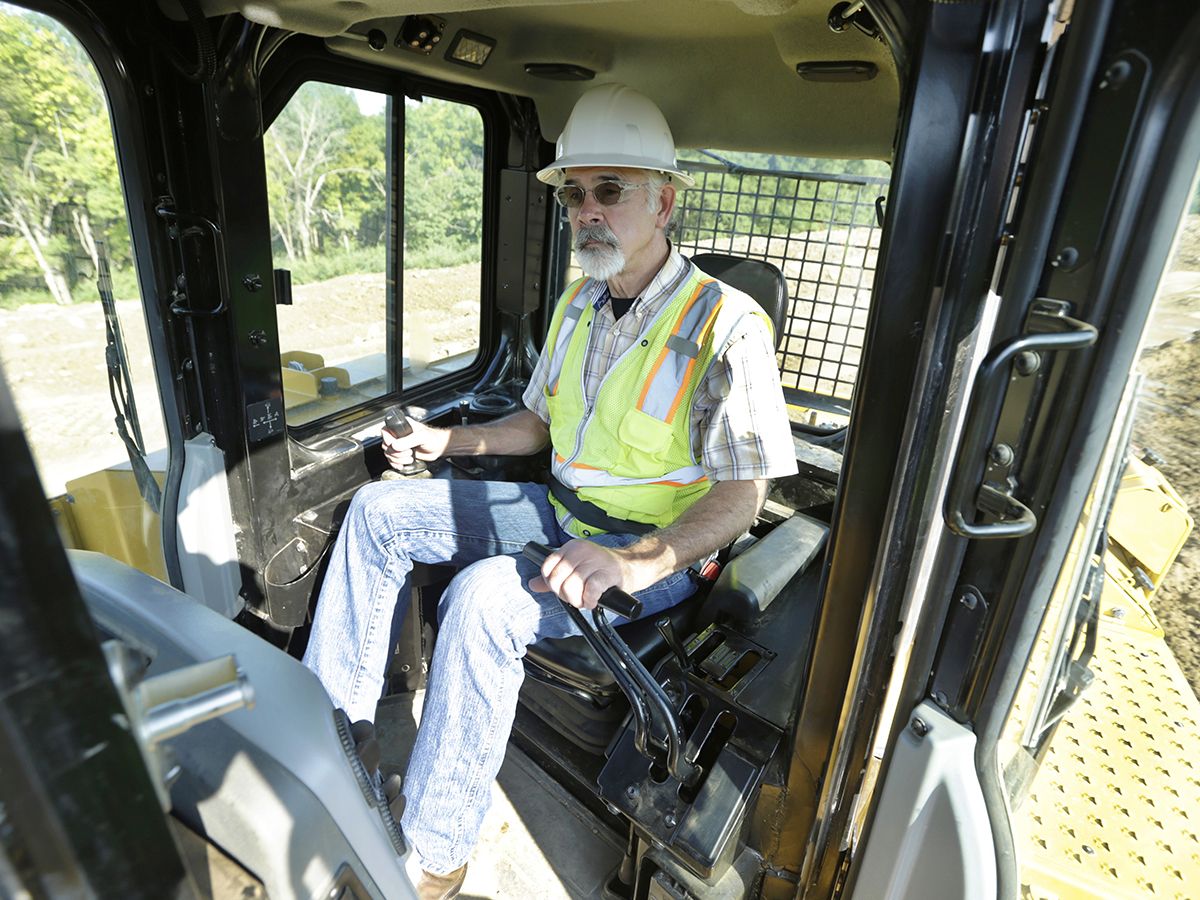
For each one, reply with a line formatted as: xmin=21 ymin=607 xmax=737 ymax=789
xmin=672 ymin=162 xmax=887 ymax=407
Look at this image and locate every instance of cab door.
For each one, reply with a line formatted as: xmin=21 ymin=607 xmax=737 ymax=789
xmin=849 ymin=0 xmax=1200 ymax=897
xmin=149 ymin=33 xmax=537 ymax=641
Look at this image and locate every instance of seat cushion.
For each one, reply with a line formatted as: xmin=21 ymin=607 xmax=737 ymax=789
xmin=524 ymin=595 xmax=701 ymax=694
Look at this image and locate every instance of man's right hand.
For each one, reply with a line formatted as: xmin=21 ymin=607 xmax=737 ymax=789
xmin=382 ymin=417 xmax=451 ymax=471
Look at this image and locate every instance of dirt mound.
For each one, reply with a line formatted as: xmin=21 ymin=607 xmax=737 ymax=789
xmin=1177 ymin=215 xmax=1200 ymax=271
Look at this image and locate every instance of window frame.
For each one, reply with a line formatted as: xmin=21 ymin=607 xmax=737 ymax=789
xmin=259 ymin=51 xmax=504 ymax=440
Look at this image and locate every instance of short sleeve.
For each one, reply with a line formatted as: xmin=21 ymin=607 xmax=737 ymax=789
xmin=693 ymin=314 xmax=798 ymax=482
xmin=523 ymin=333 xmax=553 ymax=424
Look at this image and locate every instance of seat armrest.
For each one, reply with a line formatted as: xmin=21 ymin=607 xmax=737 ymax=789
xmin=700 ymin=513 xmax=828 ymax=625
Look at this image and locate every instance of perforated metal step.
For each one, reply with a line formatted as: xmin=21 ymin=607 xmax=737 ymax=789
xmin=1017 ymin=609 xmax=1200 ymax=899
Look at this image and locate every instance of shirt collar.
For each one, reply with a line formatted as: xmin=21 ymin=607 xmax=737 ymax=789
xmin=591 ymin=246 xmax=687 ymax=315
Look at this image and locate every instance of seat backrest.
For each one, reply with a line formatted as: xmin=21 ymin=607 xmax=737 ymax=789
xmin=691 ymin=253 xmax=788 ymax=350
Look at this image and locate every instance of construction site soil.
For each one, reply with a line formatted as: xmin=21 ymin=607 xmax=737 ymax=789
xmin=2 ymin=223 xmax=1199 ymax=695
xmin=1131 ymin=211 xmax=1200 ymax=693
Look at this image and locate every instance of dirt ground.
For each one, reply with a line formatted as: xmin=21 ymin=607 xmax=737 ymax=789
xmin=277 ymin=264 xmax=481 ymax=381
xmin=2 ymin=228 xmax=1199 ymax=695
xmin=0 ymin=263 xmax=482 ymax=494
xmin=1130 ymin=262 xmax=1200 ymax=693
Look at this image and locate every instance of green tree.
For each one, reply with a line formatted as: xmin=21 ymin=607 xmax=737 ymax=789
xmin=324 ymin=113 xmax=387 ymax=250
xmin=265 ymin=88 xmax=486 ymax=270
xmin=0 ymin=9 xmax=123 ymax=304
xmin=265 ymin=82 xmax=386 ymax=261
xmin=404 ymin=97 xmax=483 ymax=259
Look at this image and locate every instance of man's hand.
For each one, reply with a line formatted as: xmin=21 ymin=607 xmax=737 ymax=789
xmin=530 ymin=539 xmax=651 ymax=611
xmin=382 ymin=418 xmax=451 ymax=471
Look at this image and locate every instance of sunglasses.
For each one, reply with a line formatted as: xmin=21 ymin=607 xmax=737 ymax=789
xmin=554 ymin=179 xmax=649 ymax=209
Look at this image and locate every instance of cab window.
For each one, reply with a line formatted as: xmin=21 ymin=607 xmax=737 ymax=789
xmin=0 ymin=3 xmax=170 ymax=579
xmin=265 ymin=84 xmax=484 ymax=426
xmin=401 ymin=95 xmax=484 ymax=390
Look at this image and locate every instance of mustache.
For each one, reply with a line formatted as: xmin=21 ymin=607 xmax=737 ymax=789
xmin=573 ymin=224 xmax=620 ymax=252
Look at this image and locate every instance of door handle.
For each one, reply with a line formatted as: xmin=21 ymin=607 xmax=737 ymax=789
xmin=946 ymin=301 xmax=1097 ymax=539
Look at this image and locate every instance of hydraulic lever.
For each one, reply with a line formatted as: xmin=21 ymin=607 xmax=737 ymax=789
xmin=522 ymin=541 xmax=643 ymax=619
xmin=656 ymin=616 xmax=692 ymax=672
xmin=382 ymin=406 xmax=427 ymax=477
xmin=523 ymin=542 xmax=699 ymax=786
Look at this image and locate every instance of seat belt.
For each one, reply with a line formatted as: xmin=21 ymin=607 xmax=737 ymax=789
xmin=545 ymin=476 xmax=722 ymax=584
xmin=547 ymin=475 xmax=655 ymax=536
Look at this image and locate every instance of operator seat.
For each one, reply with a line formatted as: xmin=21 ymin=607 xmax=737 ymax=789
xmin=689 ymin=252 xmax=789 ymax=341
xmin=520 ymin=253 xmax=797 ymax=752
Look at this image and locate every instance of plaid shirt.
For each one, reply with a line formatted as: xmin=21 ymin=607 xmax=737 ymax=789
xmin=524 ymin=249 xmax=798 ymax=484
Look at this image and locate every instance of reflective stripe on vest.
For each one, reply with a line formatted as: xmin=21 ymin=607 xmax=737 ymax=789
xmin=636 ymin=279 xmax=724 ymax=423
xmin=554 ymin=451 xmax=708 ymax=490
xmin=545 ymin=278 xmax=591 ymax=396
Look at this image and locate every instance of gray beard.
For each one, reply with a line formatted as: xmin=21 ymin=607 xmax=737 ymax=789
xmin=574 ymin=224 xmax=626 ymax=281
xmin=577 ymin=244 xmax=626 ymax=281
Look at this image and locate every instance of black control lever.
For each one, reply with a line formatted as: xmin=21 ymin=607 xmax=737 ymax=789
xmin=522 ymin=542 xmax=656 ymax=760
xmin=522 ymin=542 xmax=698 ymax=786
xmin=521 ymin=542 xmax=643 ymax=620
xmin=593 ymin=610 xmax=698 ymax=787
xmin=382 ymin=406 xmax=427 ymax=477
xmin=655 ymin=616 xmax=691 ymax=672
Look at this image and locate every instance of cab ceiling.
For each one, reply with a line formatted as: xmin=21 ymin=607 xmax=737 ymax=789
xmin=198 ymin=0 xmax=899 ymax=160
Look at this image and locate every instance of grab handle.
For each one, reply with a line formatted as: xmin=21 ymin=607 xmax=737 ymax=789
xmin=945 ymin=301 xmax=1097 ymax=539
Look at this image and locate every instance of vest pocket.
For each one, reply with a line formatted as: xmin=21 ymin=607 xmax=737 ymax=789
xmin=617 ymin=407 xmax=674 ymax=466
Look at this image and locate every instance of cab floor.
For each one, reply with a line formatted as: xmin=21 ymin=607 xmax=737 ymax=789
xmin=375 ymin=691 xmax=624 ymax=899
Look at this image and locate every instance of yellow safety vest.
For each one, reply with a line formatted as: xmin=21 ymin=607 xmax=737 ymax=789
xmin=542 ymin=265 xmax=770 ymax=536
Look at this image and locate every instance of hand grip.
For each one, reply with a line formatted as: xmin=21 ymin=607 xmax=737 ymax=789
xmin=596 ymin=586 xmax=643 ymax=621
xmin=383 ymin=406 xmax=413 ymax=438
xmin=522 ymin=542 xmax=644 ymax=620
xmin=381 ymin=405 xmax=425 ymax=476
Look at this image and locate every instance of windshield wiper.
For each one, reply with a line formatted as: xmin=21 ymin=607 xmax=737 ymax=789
xmin=97 ymin=239 xmax=162 ymax=512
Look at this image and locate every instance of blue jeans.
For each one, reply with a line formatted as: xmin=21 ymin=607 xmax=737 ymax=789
xmin=302 ymin=477 xmax=697 ymax=874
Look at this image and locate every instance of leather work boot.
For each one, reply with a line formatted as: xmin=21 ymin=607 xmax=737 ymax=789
xmin=410 ymin=861 xmax=467 ymax=900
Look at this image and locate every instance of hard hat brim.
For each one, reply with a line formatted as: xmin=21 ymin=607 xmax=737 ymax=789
xmin=536 ymin=153 xmax=696 ymax=189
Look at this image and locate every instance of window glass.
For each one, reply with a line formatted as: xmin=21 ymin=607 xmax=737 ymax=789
xmin=266 ymin=82 xmax=390 ymax=426
xmin=401 ymin=95 xmax=484 ymax=389
xmin=265 ymin=88 xmax=484 ymax=424
xmin=0 ymin=3 xmax=169 ymax=579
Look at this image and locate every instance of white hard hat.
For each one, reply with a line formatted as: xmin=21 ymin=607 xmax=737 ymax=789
xmin=536 ymin=83 xmax=695 ymax=188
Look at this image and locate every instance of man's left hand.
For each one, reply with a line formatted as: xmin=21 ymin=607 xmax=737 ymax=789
xmin=530 ymin=539 xmax=644 ymax=611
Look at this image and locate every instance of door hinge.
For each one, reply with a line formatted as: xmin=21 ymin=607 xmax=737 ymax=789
xmin=930 ymin=585 xmax=991 ymax=714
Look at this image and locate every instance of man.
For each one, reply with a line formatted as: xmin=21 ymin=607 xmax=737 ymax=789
xmin=303 ymin=83 xmax=797 ymax=899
